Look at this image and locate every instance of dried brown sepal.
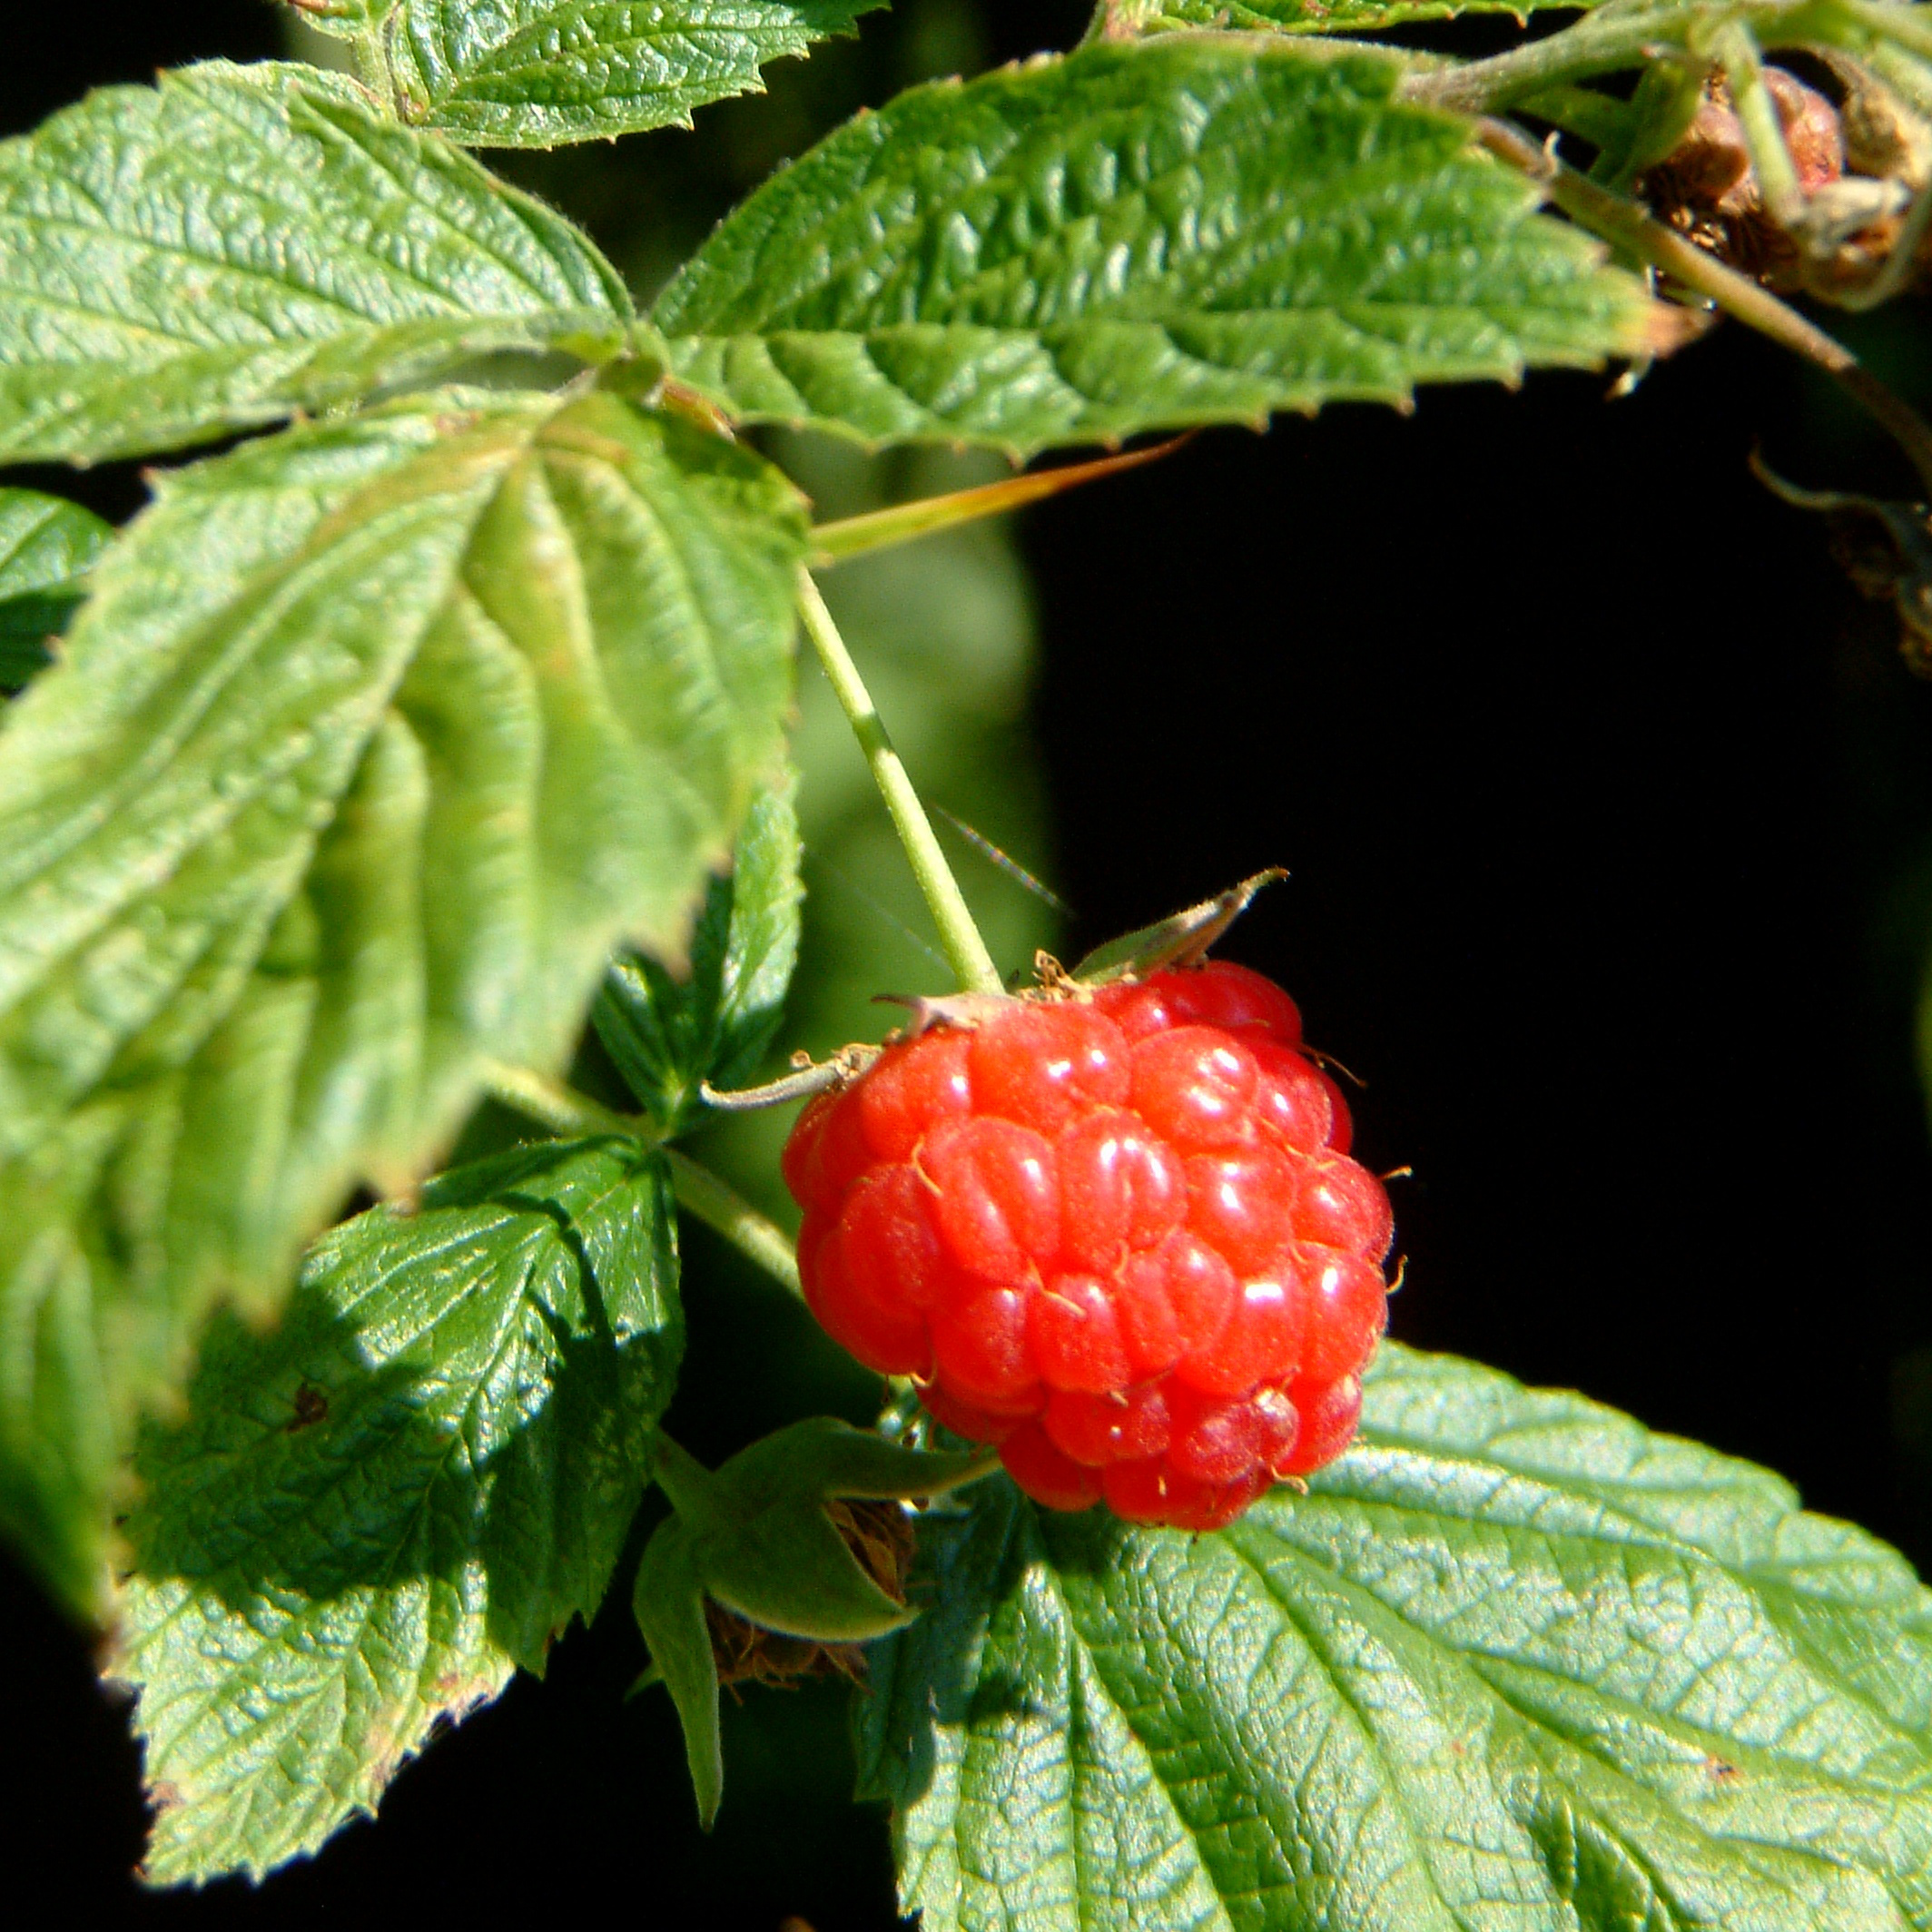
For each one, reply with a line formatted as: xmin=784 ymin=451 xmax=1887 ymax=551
xmin=700 ymin=1041 xmax=882 ymax=1110
xmin=705 ymin=1499 xmax=916 ymax=1693
xmin=1839 ymin=65 xmax=1932 ymax=185
xmin=1809 ymin=54 xmax=1932 ymax=300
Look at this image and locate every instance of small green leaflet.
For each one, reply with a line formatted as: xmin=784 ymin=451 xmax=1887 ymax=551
xmin=636 ymin=1420 xmax=991 ymax=1827
xmin=862 ymin=1344 xmax=1932 ymax=1932
xmin=0 ymin=62 xmax=633 ymax=465
xmin=0 ymin=387 xmax=806 ymax=1618
xmin=1144 ymin=0 xmax=1595 ymax=30
xmin=113 ymin=1137 xmax=682 ymax=1886
xmin=0 ymin=488 xmax=110 ymax=692
xmin=596 ymin=782 xmax=803 ymax=1132
xmin=389 ymin=1 xmax=888 ymax=148
xmin=655 ymin=38 xmax=1669 ymax=456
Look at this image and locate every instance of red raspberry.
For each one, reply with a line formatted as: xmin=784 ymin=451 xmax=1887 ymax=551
xmin=783 ymin=961 xmax=1390 ymax=1530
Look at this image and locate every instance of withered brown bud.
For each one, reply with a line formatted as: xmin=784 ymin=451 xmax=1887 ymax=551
xmin=1640 ymin=62 xmax=1932 ymax=300
xmin=1643 ymin=71 xmax=1841 ymax=222
xmin=1769 ymin=67 xmax=1848 ymax=197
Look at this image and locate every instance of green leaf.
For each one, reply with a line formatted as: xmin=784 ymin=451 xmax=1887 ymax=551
xmin=113 ymin=1137 xmax=682 ymax=1886
xmin=0 ymin=62 xmax=635 ymax=464
xmin=595 ymin=782 xmax=803 ymax=1131
xmin=1146 ymin=0 xmax=1594 ymax=31
xmin=655 ymin=39 xmax=1667 ymax=457
xmin=0 ymin=387 xmax=807 ymax=1617
xmin=389 ymin=0 xmax=888 ymax=148
xmin=861 ymin=1343 xmax=1932 ymax=1932
xmin=0 ymin=488 xmax=111 ymax=693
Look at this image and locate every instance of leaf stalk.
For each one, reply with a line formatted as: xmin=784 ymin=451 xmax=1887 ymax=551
xmin=477 ymin=1063 xmax=805 ymax=1300
xmin=795 ymin=567 xmax=1006 ymax=997
xmin=1403 ymin=5 xmax=1700 ymax=113
xmin=1401 ymin=0 xmax=1862 ymax=115
xmin=662 ymin=1148 xmax=804 ymax=1302
xmin=478 ymin=1060 xmax=644 ymax=1139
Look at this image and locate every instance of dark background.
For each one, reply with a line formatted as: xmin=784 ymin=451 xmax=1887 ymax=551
xmin=9 ymin=2 xmax=1932 ymax=1926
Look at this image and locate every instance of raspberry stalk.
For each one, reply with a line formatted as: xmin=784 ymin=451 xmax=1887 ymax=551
xmin=795 ymin=566 xmax=1004 ymax=997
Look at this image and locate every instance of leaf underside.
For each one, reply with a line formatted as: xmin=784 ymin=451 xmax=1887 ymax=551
xmin=0 ymin=387 xmax=806 ymax=1616
xmin=114 ymin=1138 xmax=682 ymax=1886
xmin=656 ymin=39 xmax=1663 ymax=456
xmin=0 ymin=62 xmax=631 ymax=464
xmin=0 ymin=488 xmax=111 ymax=691
xmin=862 ymin=1343 xmax=1932 ymax=1932
xmin=392 ymin=0 xmax=890 ymax=147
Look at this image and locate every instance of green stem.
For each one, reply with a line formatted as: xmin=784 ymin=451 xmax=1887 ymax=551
xmin=478 ymin=1060 xmax=646 ymax=1138
xmin=813 ymin=440 xmax=1187 ymax=566
xmin=479 ymin=1061 xmax=806 ymax=1300
xmin=947 ymin=1446 xmax=1008 ymax=1486
xmin=1403 ymin=5 xmax=1700 ymax=113
xmin=1401 ymin=0 xmax=1857 ymax=114
xmin=663 ymin=1148 xmax=804 ymax=1301
xmin=1476 ymin=116 xmax=1932 ymax=498
xmin=350 ymin=21 xmax=395 ymax=103
xmin=795 ymin=566 xmax=1005 ymax=997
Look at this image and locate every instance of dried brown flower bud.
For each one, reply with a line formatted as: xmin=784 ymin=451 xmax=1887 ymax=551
xmin=1637 ymin=64 xmax=1930 ymax=298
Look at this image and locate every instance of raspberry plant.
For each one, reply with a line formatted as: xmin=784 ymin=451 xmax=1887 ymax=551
xmin=8 ymin=0 xmax=1932 ymax=1922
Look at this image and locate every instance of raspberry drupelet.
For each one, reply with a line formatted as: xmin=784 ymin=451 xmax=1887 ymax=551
xmin=782 ymin=961 xmax=1391 ymax=1530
